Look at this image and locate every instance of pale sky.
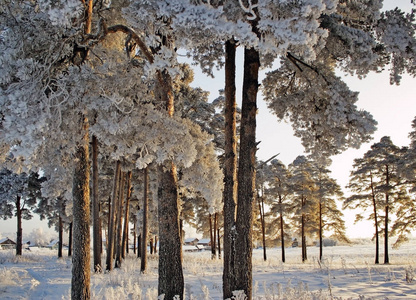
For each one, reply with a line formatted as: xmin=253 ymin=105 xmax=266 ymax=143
xmin=1 ymin=0 xmax=415 ymax=240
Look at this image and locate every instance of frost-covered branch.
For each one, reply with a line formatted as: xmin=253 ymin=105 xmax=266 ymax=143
xmin=239 ymin=0 xmax=258 ymax=21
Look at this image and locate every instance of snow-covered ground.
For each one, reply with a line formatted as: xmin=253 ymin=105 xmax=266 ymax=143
xmin=1 ymin=241 xmax=416 ymax=299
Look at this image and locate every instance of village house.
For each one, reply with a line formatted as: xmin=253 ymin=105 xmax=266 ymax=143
xmin=0 ymin=237 xmax=16 ymax=250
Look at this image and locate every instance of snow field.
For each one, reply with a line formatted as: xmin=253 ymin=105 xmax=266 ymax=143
xmin=0 ymin=242 xmax=415 ymax=299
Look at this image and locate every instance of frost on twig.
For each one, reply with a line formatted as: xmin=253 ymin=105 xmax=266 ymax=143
xmin=238 ymin=0 xmax=258 ymax=21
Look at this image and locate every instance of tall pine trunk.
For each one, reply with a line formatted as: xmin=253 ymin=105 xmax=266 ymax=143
xmin=92 ymin=135 xmax=101 ymax=272
xmin=156 ymin=64 xmax=184 ymax=298
xmin=209 ymin=214 xmax=214 ymax=259
xmin=319 ymin=201 xmax=323 ymax=261
xmin=16 ymin=195 xmax=22 ymax=256
xmin=122 ymin=171 xmax=132 ymax=259
xmin=68 ymin=222 xmax=72 ymax=257
xmin=58 ymin=214 xmax=63 ymax=258
xmin=279 ymin=195 xmax=285 ymax=263
xmin=384 ymin=165 xmax=390 ymax=264
xmin=217 ymin=227 xmax=221 ymax=259
xmin=370 ymin=174 xmax=379 ymax=264
xmin=115 ymin=172 xmax=125 ymax=268
xmin=106 ymin=161 xmax=121 ymax=271
xmin=234 ymin=46 xmax=259 ymax=300
xmin=158 ymin=164 xmax=184 ymax=299
xmin=222 ymin=39 xmax=238 ymax=300
xmin=71 ymin=114 xmax=91 ymax=300
xmin=259 ymin=196 xmax=267 ymax=261
xmin=141 ymin=167 xmax=149 ymax=273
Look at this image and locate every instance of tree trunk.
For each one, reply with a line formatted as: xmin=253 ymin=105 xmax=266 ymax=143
xmin=154 ymin=236 xmax=158 ymax=254
xmin=71 ymin=114 xmax=91 ymax=300
xmin=92 ymin=135 xmax=101 ymax=272
xmin=141 ymin=167 xmax=149 ymax=273
xmin=68 ymin=222 xmax=72 ymax=257
xmin=279 ymin=196 xmax=285 ymax=263
xmin=133 ymin=221 xmax=136 ymax=254
xmin=106 ymin=161 xmax=121 ymax=271
xmin=158 ymin=164 xmax=184 ymax=300
xmin=370 ymin=174 xmax=379 ymax=264
xmin=58 ymin=214 xmax=63 ymax=258
xmin=234 ymin=46 xmax=259 ymax=300
xmin=258 ymin=196 xmax=267 ymax=261
xmin=209 ymin=214 xmax=214 ymax=259
xmin=122 ymin=171 xmax=132 ymax=259
xmin=16 ymin=195 xmax=22 ymax=256
xmin=154 ymin=33 xmax=184 ymax=296
xmin=115 ymin=172 xmax=125 ymax=268
xmin=137 ymin=234 xmax=141 ymax=258
xmin=384 ymin=165 xmax=390 ymax=264
xmin=319 ymin=201 xmax=323 ymax=261
xmin=222 ymin=39 xmax=238 ymax=300
xmin=217 ymin=227 xmax=221 ymax=259
xmin=213 ymin=213 xmax=217 ymax=258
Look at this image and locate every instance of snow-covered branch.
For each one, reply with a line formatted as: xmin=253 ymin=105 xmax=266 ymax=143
xmin=238 ymin=0 xmax=258 ymax=21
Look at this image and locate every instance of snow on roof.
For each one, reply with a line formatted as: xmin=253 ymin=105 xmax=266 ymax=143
xmin=0 ymin=237 xmax=16 ymax=244
xmin=184 ymin=238 xmax=199 ymax=243
xmin=198 ymin=238 xmax=210 ymax=244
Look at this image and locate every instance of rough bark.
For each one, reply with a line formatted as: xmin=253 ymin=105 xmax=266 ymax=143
xmin=106 ymin=161 xmax=121 ymax=271
xmin=141 ymin=167 xmax=149 ymax=273
xmin=71 ymin=114 xmax=91 ymax=300
xmin=222 ymin=39 xmax=238 ymax=300
xmin=158 ymin=164 xmax=184 ymax=300
xmin=122 ymin=171 xmax=132 ymax=259
xmin=16 ymin=195 xmax=22 ymax=256
xmin=92 ymin=135 xmax=101 ymax=272
xmin=234 ymin=46 xmax=259 ymax=300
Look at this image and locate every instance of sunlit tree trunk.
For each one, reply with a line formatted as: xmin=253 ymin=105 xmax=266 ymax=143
xmin=158 ymin=163 xmax=184 ymax=299
xmin=234 ymin=45 xmax=259 ymax=300
xmin=222 ymin=38 xmax=238 ymax=300
xmin=71 ymin=114 xmax=91 ymax=300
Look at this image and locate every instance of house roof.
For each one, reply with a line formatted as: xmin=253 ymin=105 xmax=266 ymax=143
xmin=0 ymin=237 xmax=16 ymax=245
xmin=198 ymin=238 xmax=211 ymax=244
xmin=184 ymin=238 xmax=199 ymax=243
